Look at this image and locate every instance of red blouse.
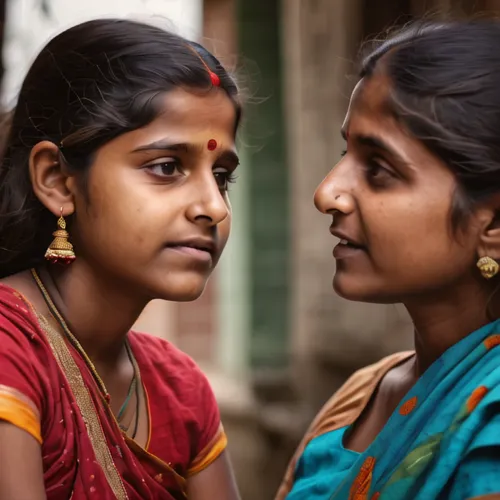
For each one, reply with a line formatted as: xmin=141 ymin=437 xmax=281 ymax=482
xmin=0 ymin=284 xmax=226 ymax=499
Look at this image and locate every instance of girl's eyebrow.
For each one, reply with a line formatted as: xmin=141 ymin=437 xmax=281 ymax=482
xmin=131 ymin=140 xmax=189 ymax=153
xmin=131 ymin=138 xmax=240 ymax=165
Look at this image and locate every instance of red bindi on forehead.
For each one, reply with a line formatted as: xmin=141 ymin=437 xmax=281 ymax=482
xmin=207 ymin=139 xmax=217 ymax=151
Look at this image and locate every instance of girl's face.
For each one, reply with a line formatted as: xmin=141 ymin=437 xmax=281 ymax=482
xmin=63 ymin=88 xmax=238 ymax=301
xmin=314 ymin=72 xmax=488 ymax=304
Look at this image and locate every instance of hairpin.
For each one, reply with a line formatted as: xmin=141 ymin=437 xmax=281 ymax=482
xmin=209 ymin=71 xmax=221 ymax=87
xmin=186 ymin=44 xmax=221 ymax=87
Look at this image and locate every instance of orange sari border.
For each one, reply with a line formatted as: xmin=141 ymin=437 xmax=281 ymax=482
xmin=187 ymin=423 xmax=227 ymax=476
xmin=468 ymin=496 xmax=500 ymax=500
xmin=0 ymin=385 xmax=42 ymax=444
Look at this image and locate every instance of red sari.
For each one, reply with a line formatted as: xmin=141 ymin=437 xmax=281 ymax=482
xmin=0 ymin=284 xmax=226 ymax=499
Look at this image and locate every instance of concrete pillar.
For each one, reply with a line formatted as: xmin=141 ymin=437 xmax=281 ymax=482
xmin=480 ymin=0 xmax=500 ymax=12
xmin=202 ymin=0 xmax=251 ymax=380
xmin=411 ymin=0 xmax=451 ymax=15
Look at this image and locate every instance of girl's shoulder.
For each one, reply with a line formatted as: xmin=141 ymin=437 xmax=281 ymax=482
xmin=0 ymin=281 xmax=47 ymax=346
xmin=129 ymin=331 xmax=224 ymax=473
xmin=129 ymin=330 xmax=202 ymax=375
xmin=128 ymin=330 xmax=213 ymax=403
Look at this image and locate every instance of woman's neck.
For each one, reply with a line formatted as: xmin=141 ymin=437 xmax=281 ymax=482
xmin=404 ymin=276 xmax=499 ymax=376
xmin=38 ymin=262 xmax=149 ymax=363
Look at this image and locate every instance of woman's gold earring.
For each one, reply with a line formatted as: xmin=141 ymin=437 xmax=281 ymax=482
xmin=45 ymin=207 xmax=76 ymax=265
xmin=477 ymin=256 xmax=499 ymax=280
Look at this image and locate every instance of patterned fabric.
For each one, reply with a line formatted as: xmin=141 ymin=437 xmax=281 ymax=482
xmin=0 ymin=284 xmax=226 ymax=499
xmin=278 ymin=320 xmax=500 ymax=500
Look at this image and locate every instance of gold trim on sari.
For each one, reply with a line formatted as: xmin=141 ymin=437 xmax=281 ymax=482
xmin=36 ymin=312 xmax=129 ymax=500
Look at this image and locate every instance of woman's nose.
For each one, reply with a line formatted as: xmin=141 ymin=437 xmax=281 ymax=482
xmin=314 ymin=162 xmax=355 ymax=216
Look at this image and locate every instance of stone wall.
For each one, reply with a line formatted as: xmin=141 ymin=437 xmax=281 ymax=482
xmin=233 ymin=1 xmax=500 ymax=498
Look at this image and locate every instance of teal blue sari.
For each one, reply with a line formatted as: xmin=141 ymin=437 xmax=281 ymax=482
xmin=286 ymin=320 xmax=500 ymax=499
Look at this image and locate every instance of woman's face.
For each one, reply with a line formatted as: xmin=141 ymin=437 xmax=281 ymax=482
xmin=314 ymin=72 xmax=484 ymax=304
xmin=69 ymin=88 xmax=238 ymax=301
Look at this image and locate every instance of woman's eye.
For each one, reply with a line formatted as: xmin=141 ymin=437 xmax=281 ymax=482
xmin=365 ymin=159 xmax=394 ymax=183
xmin=146 ymin=160 xmax=182 ymax=178
xmin=213 ymin=168 xmax=237 ymax=191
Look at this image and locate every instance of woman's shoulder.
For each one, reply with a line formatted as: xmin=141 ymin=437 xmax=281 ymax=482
xmin=336 ymin=351 xmax=416 ymax=403
xmin=314 ymin=351 xmax=415 ymax=430
xmin=275 ymin=352 xmax=415 ymax=500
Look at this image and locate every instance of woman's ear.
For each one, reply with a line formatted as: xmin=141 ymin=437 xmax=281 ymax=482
xmin=29 ymin=141 xmax=75 ymax=216
xmin=476 ymin=194 xmax=500 ymax=261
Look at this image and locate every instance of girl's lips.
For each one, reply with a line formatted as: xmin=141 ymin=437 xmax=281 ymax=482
xmin=166 ymin=245 xmax=212 ymax=262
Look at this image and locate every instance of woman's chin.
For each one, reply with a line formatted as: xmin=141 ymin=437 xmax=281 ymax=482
xmin=332 ymin=273 xmax=390 ymax=304
xmin=333 ymin=279 xmax=364 ymax=302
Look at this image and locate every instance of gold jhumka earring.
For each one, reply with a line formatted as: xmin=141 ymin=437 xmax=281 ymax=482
xmin=44 ymin=207 xmax=76 ymax=265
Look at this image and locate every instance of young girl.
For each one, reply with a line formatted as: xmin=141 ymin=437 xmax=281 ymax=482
xmin=0 ymin=19 xmax=241 ymax=500
xmin=278 ymin=20 xmax=500 ymax=500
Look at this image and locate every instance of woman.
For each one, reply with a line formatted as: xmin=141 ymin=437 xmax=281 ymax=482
xmin=277 ymin=20 xmax=500 ymax=500
xmin=0 ymin=19 xmax=241 ymax=500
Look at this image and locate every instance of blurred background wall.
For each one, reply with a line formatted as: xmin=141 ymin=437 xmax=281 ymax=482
xmin=2 ymin=0 xmax=500 ymax=498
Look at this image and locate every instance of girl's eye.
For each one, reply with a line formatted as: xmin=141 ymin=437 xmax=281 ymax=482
xmin=213 ymin=168 xmax=237 ymax=191
xmin=146 ymin=160 xmax=182 ymax=178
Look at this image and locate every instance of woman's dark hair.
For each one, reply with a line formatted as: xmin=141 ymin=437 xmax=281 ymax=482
xmin=361 ymin=20 xmax=500 ymax=231
xmin=0 ymin=19 xmax=241 ymax=278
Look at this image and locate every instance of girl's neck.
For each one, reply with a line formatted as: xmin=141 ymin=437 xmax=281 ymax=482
xmin=37 ymin=262 xmax=148 ymax=364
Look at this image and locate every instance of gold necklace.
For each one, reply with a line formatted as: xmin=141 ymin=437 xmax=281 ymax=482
xmin=30 ymin=268 xmax=141 ymax=418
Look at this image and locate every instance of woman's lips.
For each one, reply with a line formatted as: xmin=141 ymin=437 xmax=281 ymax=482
xmin=333 ymin=239 xmax=365 ymax=259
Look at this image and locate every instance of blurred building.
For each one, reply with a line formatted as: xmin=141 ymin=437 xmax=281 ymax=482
xmin=4 ymin=0 xmax=500 ymax=499
xmin=201 ymin=0 xmax=500 ymax=498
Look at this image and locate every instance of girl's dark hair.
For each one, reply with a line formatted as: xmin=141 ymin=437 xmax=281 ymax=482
xmin=361 ymin=20 xmax=500 ymax=230
xmin=0 ymin=19 xmax=241 ymax=278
